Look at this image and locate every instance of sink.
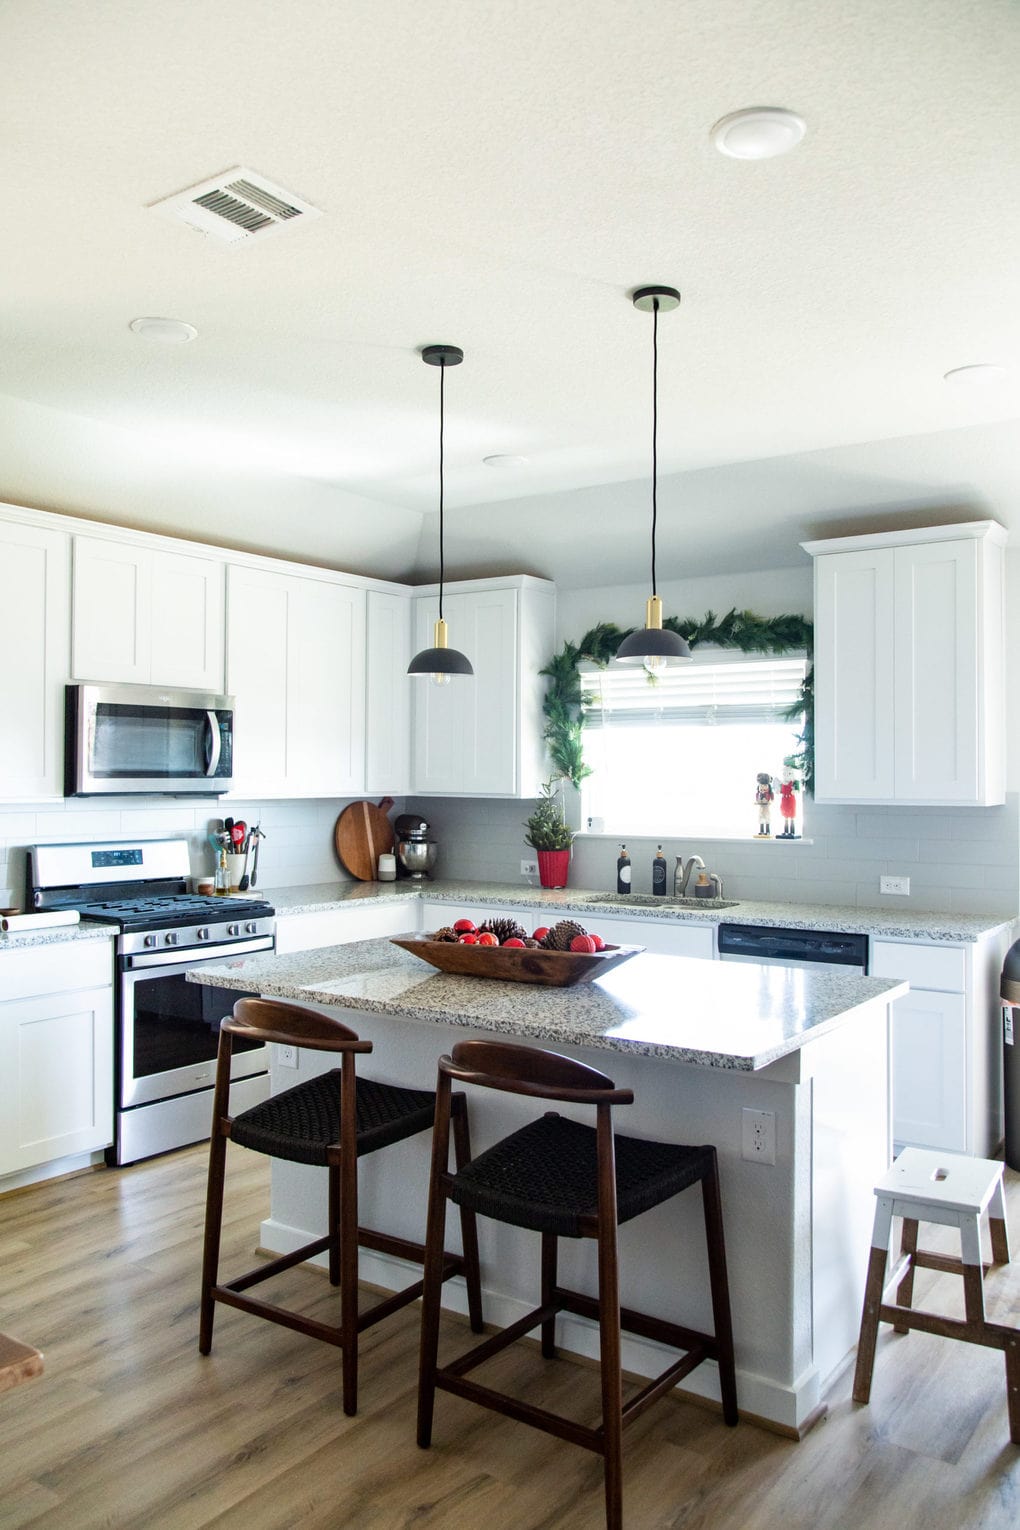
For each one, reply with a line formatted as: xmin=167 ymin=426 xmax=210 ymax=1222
xmin=588 ymin=893 xmax=740 ymax=910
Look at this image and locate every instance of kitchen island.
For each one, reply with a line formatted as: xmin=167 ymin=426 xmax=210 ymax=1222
xmin=191 ymin=938 xmax=907 ymax=1434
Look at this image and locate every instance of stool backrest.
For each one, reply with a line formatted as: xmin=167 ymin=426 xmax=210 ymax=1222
xmin=440 ymin=1039 xmax=633 ymax=1105
xmin=225 ymin=997 xmax=372 ymax=1053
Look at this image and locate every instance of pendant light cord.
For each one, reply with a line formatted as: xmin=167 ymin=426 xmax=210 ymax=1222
xmin=651 ymin=296 xmax=659 ymax=598
xmin=438 ymin=359 xmax=446 ymax=623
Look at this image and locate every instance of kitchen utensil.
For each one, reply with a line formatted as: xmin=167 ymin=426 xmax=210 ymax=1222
xmin=334 ymin=797 xmax=395 ymax=881
xmin=231 ymin=820 xmax=246 ymax=850
xmin=249 ymin=826 xmax=264 ymax=889
xmin=391 ymin=934 xmax=644 ymax=987
xmin=237 ymin=836 xmax=252 ymax=892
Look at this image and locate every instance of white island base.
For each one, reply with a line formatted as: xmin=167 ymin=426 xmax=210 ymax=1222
xmin=231 ymin=959 xmax=898 ymax=1437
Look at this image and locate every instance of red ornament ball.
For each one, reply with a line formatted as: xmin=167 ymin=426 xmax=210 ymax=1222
xmin=532 ymin=926 xmax=551 ymax=942
xmin=502 ymin=937 xmax=526 ymax=948
xmin=453 ymin=918 xmax=476 ymax=933
xmin=569 ymin=934 xmax=598 ymax=954
xmin=477 ymin=931 xmax=499 ymax=947
xmin=458 ymin=933 xmax=478 ymax=945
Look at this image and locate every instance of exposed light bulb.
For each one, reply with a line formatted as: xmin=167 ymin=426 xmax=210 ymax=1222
xmin=643 ymin=655 xmax=668 ymax=677
xmin=430 ymin=671 xmax=452 ymax=688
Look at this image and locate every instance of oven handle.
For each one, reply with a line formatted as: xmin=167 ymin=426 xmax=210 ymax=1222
xmin=123 ymin=935 xmax=274 ymax=971
xmin=205 ymin=711 xmax=222 ymax=777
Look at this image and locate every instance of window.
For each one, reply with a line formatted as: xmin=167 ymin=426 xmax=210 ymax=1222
xmin=579 ymin=652 xmax=808 ymax=839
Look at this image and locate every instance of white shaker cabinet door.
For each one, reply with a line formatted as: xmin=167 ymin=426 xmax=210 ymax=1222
xmin=0 ymin=518 xmax=70 ymax=800
xmin=890 ymin=988 xmax=968 ymax=1152
xmin=365 ymin=590 xmax=412 ymax=795
xmin=72 ymin=536 xmax=151 ymax=683
xmin=0 ymin=985 xmax=114 ymax=1175
xmin=149 ymin=549 xmax=225 ymax=691
xmin=288 ymin=578 xmax=366 ymax=796
xmin=226 ymin=564 xmax=290 ymax=795
xmin=813 ymin=549 xmax=896 ymax=801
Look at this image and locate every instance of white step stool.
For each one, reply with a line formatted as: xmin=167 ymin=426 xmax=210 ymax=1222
xmin=852 ymin=1147 xmax=1017 ymax=1443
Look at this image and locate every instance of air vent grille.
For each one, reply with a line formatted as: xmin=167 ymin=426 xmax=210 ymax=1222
xmin=151 ymin=167 xmax=321 ymax=246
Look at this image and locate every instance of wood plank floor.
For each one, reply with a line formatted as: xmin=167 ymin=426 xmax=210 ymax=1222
xmin=1 ymin=1146 xmax=1018 ymax=1529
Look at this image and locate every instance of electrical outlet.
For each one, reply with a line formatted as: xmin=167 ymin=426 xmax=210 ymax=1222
xmin=277 ymin=1044 xmax=298 ymax=1069
xmin=521 ymin=858 xmax=538 ymax=877
xmin=880 ymin=875 xmax=910 ymax=896
xmin=741 ymin=1107 xmax=776 ymax=1165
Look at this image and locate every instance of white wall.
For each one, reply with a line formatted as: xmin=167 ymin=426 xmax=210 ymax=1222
xmin=556 ymin=566 xmax=813 ymax=644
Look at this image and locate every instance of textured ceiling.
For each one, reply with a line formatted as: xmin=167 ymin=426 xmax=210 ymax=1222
xmin=0 ymin=0 xmax=1018 ymax=585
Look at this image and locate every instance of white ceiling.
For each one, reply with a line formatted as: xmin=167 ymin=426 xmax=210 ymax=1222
xmin=1 ymin=0 xmax=1018 ymax=588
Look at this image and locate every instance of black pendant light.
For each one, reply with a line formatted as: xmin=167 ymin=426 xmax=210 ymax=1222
xmin=408 ymin=343 xmax=474 ymax=682
xmin=615 ymin=286 xmax=691 ymax=673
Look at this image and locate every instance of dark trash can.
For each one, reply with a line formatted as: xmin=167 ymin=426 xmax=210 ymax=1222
xmin=999 ymin=937 xmax=1020 ymax=1170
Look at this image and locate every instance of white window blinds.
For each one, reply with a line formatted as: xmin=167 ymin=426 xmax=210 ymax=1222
xmin=580 ymin=654 xmax=807 ymax=727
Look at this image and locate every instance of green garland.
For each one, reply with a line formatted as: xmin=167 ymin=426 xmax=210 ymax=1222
xmin=540 ymin=609 xmax=814 ymax=792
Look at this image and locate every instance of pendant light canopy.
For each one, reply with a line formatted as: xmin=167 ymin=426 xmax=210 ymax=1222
xmin=408 ymin=343 xmax=474 ymax=683
xmin=614 ymin=285 xmax=691 ymax=674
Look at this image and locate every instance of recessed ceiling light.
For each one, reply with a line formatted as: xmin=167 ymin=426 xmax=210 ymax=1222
xmin=711 ymin=107 xmax=806 ymax=160
xmin=129 ymin=317 xmax=198 ymax=344
xmin=482 ymin=453 xmax=530 ymax=468
xmin=942 ymin=364 xmax=1007 ymax=387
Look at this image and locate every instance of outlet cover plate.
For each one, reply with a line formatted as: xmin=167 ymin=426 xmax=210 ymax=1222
xmin=741 ymin=1107 xmax=776 ymax=1165
xmin=521 ymin=858 xmax=538 ymax=877
xmin=880 ymin=875 xmax=910 ymax=896
xmin=277 ymin=1044 xmax=298 ymax=1069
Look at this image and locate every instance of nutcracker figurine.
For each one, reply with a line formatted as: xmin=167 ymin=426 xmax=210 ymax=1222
xmin=755 ymin=772 xmax=774 ymax=836
xmin=778 ymin=779 xmax=799 ymax=837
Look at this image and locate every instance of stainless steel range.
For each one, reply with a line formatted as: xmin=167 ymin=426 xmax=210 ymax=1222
xmin=27 ymin=838 xmax=275 ymax=1165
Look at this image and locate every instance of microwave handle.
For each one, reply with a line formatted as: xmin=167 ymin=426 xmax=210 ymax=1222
xmin=204 ymin=712 xmax=222 ymax=777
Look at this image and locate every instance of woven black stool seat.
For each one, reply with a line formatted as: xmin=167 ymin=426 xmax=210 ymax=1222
xmin=230 ymin=1070 xmax=437 ymax=1166
xmin=449 ymin=1112 xmax=715 ymax=1237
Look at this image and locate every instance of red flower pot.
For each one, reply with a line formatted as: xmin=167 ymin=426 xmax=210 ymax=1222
xmin=537 ymin=849 xmax=570 ymax=889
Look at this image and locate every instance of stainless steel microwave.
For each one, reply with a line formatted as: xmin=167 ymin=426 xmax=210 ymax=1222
xmin=65 ymin=683 xmax=234 ymax=796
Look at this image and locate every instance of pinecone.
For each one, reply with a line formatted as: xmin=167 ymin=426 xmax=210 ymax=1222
xmin=543 ymin=919 xmax=588 ymax=951
xmin=478 ymin=916 xmax=527 ymax=945
xmin=431 ymin=926 xmax=459 ymax=943
xmin=523 ymin=937 xmax=542 ymax=948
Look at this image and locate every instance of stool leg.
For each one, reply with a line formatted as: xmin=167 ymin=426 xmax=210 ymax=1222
xmin=989 ymin=1178 xmax=1011 ymax=1267
xmin=418 ymin=1077 xmax=454 ymax=1449
xmin=853 ymin=1196 xmax=894 ymax=1405
xmin=893 ymin=1218 xmax=918 ymax=1334
xmin=451 ymin=1097 xmax=484 ymax=1334
xmin=199 ymin=1124 xmax=228 ymax=1355
xmin=541 ymin=1234 xmax=558 ymax=1359
xmin=701 ymin=1153 xmax=738 ymax=1427
xmin=1006 ymin=1334 xmax=1020 ymax=1445
xmin=596 ymin=1213 xmax=624 ymax=1530
xmin=328 ymin=1164 xmax=341 ymax=1287
xmin=339 ymin=1141 xmax=360 ymax=1416
xmin=960 ymin=1213 xmax=987 ymax=1328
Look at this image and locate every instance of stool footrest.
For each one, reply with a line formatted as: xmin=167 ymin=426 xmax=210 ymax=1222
xmin=437 ymin=1372 xmax=603 ymax=1453
xmin=909 ymin=1250 xmax=993 ymax=1279
xmin=557 ymin=1286 xmax=724 ymax=1362
xmin=878 ymin=1303 xmax=1016 ymax=1352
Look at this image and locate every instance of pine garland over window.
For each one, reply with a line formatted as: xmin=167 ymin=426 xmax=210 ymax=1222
xmin=540 ymin=609 xmax=814 ymax=792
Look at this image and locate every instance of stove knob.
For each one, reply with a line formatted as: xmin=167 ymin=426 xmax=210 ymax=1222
xmin=144 ymin=934 xmax=157 ymax=948
xmin=196 ymin=927 xmax=210 ymax=941
xmin=245 ymin=921 xmax=257 ymax=935
xmin=164 ymin=931 xmax=178 ymax=946
xmin=227 ymin=923 xmax=240 ymax=937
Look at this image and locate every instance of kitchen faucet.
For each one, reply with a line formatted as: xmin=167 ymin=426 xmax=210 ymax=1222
xmin=674 ymin=855 xmax=706 ymax=896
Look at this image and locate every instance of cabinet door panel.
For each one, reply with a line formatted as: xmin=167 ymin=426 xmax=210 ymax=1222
xmin=462 ymin=588 xmax=517 ymax=794
xmin=891 ymin=989 xmax=967 ymax=1151
xmin=814 ymin=550 xmax=895 ymax=800
xmin=72 ymin=537 xmax=151 ymax=683
xmin=411 ymin=596 xmax=466 ymax=792
xmin=0 ymin=986 xmax=113 ymax=1173
xmin=894 ymin=540 xmax=978 ymax=801
xmin=366 ymin=591 xmax=411 ymax=794
xmin=150 ymin=551 xmax=225 ymax=690
xmin=0 ymin=521 xmax=69 ymax=799
xmin=226 ymin=566 xmax=289 ymax=794
xmin=288 ymin=580 xmax=366 ymax=795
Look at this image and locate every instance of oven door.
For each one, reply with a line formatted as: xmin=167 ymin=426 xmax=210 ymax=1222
xmin=66 ymin=682 xmax=233 ymax=796
xmin=118 ymin=943 xmax=271 ymax=1109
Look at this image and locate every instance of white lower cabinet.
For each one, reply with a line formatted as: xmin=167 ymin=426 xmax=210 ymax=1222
xmin=870 ymin=934 xmax=1008 ymax=1156
xmin=274 ymin=902 xmax=416 ymax=955
xmin=0 ymin=941 xmax=114 ymax=1179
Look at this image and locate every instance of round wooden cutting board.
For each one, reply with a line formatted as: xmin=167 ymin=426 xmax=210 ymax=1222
xmin=334 ymin=797 xmax=395 ymax=881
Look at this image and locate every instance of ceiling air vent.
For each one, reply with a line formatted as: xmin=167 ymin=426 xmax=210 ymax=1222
xmin=150 ymin=167 xmax=322 ymax=246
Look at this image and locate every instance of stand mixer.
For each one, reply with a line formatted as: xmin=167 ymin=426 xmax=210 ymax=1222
xmin=395 ymin=814 xmax=438 ymax=879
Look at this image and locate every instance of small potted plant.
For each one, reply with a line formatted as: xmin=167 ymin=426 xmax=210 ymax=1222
xmin=524 ymin=778 xmax=574 ymax=889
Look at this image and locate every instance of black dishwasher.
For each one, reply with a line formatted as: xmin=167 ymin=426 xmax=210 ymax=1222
xmin=717 ymin=923 xmax=868 ymax=972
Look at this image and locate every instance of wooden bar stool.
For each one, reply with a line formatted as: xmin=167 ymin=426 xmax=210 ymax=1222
xmin=417 ymin=1040 xmax=738 ymax=1530
xmin=200 ymin=998 xmax=483 ymax=1415
xmin=853 ymin=1146 xmax=1018 ymax=1443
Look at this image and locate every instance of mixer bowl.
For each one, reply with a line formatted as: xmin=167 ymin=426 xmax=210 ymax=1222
xmin=397 ymin=839 xmax=438 ymax=879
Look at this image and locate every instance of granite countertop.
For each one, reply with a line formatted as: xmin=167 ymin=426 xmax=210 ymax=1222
xmin=0 ymin=923 xmax=114 ymax=953
xmin=188 ymin=936 xmax=907 ymax=1072
xmin=270 ymin=877 xmax=1017 ymax=944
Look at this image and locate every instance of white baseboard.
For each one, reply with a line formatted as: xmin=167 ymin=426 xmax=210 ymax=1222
xmin=259 ymin=1216 xmax=820 ymax=1433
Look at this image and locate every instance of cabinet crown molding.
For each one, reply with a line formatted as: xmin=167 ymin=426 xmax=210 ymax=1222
xmin=801 ymin=520 xmax=1007 ymax=558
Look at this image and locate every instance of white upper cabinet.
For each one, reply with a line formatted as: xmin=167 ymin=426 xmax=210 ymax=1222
xmin=411 ymin=577 xmax=556 ymax=797
xmin=0 ymin=515 xmax=70 ymax=801
xmin=226 ymin=564 xmax=366 ymax=798
xmin=72 ymin=535 xmax=224 ymax=691
xmin=805 ymin=523 xmax=1006 ymax=806
xmin=365 ymin=590 xmax=412 ymax=795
